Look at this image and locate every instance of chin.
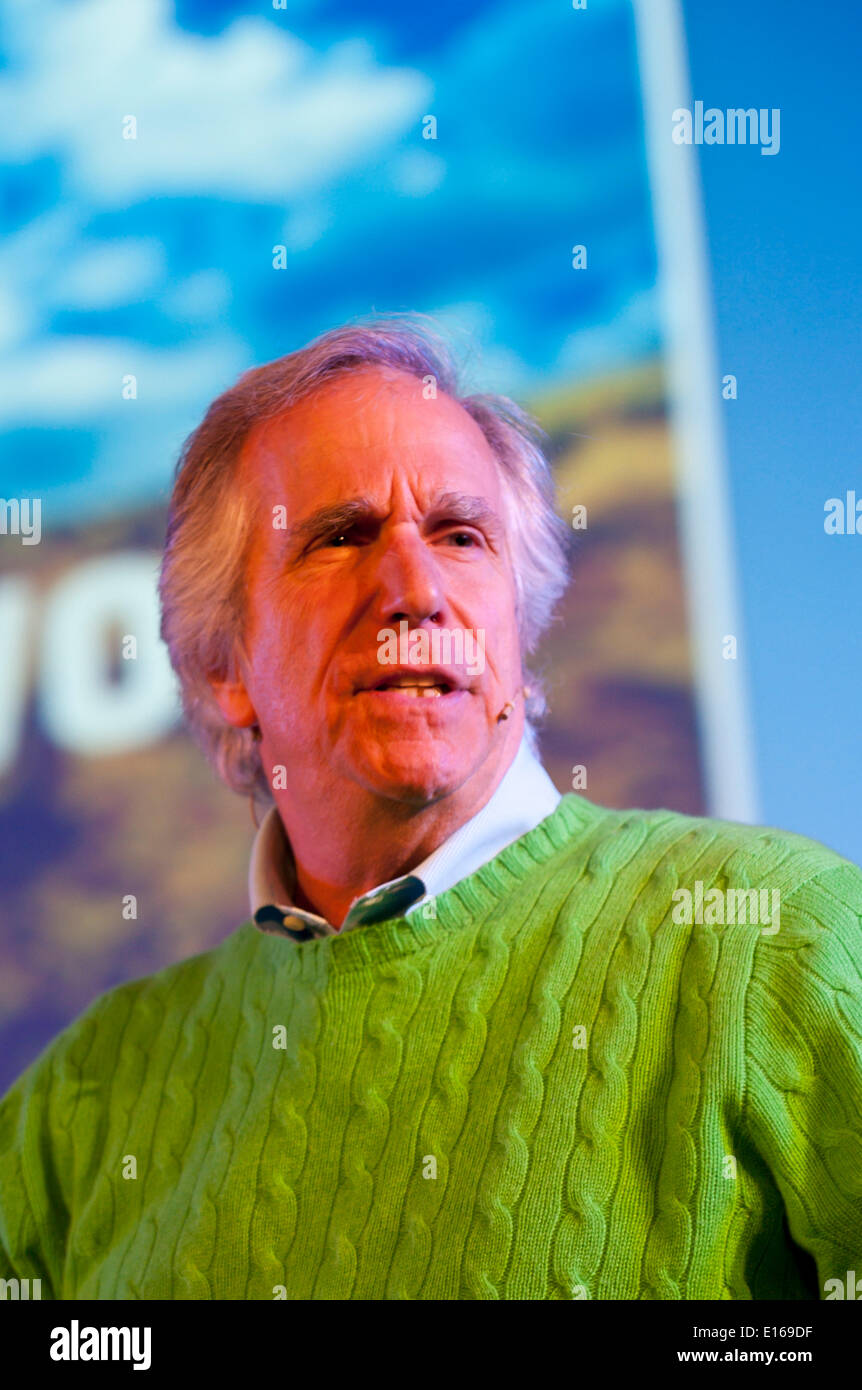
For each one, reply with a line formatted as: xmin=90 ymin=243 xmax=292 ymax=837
xmin=345 ymin=735 xmax=482 ymax=805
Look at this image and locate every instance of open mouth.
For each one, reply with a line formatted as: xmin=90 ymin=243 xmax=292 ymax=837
xmin=353 ymin=665 xmax=468 ymax=704
xmin=369 ymin=678 xmax=454 ymax=699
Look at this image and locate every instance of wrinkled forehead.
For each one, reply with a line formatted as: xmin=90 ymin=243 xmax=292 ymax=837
xmin=238 ymin=366 xmax=504 ymax=514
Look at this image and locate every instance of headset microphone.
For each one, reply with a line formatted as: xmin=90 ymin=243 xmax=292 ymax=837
xmin=496 ymin=684 xmax=531 ymax=723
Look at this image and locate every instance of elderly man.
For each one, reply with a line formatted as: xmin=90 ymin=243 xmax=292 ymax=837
xmin=1 ymin=318 xmax=861 ymax=1302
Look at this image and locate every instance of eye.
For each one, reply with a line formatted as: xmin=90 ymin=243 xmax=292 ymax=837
xmin=318 ymin=526 xmax=359 ymax=550
xmin=318 ymin=520 xmax=378 ymax=550
xmin=446 ymin=530 xmax=479 ymax=548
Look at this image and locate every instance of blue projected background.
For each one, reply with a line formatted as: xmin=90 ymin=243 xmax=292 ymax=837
xmin=0 ymin=0 xmax=858 ymax=1091
xmin=682 ymin=0 xmax=862 ymax=871
xmin=1 ymin=0 xmax=656 ymax=520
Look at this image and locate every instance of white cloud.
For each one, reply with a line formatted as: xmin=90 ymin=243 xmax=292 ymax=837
xmin=161 ymin=270 xmax=233 ymax=323
xmin=554 ymin=288 xmax=661 ymax=380
xmin=50 ymin=240 xmax=166 ymax=311
xmin=0 ymin=336 xmax=246 ymax=425
xmin=0 ymin=0 xmax=432 ymax=206
xmin=390 ymin=151 xmax=446 ymax=197
xmin=281 ymin=201 xmax=334 ymax=252
xmin=0 ymin=208 xmax=86 ymax=349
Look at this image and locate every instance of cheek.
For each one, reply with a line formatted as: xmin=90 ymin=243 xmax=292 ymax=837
xmin=469 ymin=582 xmax=520 ymax=659
xmin=245 ymin=589 xmax=336 ymax=703
xmin=240 ymin=589 xmax=292 ymax=692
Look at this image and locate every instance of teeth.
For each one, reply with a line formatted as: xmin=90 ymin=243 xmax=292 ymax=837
xmin=386 ymin=685 xmax=443 ymax=697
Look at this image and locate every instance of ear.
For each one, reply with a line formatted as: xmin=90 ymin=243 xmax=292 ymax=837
xmin=208 ymin=673 xmax=258 ymax=730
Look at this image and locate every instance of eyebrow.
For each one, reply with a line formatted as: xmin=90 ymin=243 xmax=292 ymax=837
xmin=284 ymin=498 xmax=379 ymax=553
xmin=427 ymin=491 xmax=503 ymax=535
xmin=279 ymin=490 xmax=504 ymax=556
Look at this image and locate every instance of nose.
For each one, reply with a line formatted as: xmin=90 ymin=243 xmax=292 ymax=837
xmin=372 ymin=526 xmax=445 ymax=627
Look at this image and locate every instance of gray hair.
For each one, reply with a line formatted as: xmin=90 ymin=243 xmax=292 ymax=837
xmin=158 ymin=313 xmax=572 ymax=802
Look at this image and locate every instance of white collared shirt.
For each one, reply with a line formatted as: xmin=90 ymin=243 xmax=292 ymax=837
xmin=249 ymin=732 xmax=562 ymax=941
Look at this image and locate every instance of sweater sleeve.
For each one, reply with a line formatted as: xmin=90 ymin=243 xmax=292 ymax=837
xmin=743 ymin=858 xmax=862 ymax=1298
xmin=0 ymin=1049 xmax=67 ymax=1301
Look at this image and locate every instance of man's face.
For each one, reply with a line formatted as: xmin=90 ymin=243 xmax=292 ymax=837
xmin=225 ymin=365 xmax=525 ymax=806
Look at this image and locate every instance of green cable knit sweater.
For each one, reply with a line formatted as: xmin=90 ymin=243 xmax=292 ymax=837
xmin=2 ymin=794 xmax=862 ymax=1301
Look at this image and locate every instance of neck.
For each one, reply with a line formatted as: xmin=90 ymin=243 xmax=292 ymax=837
xmin=274 ymin=717 xmax=524 ymax=928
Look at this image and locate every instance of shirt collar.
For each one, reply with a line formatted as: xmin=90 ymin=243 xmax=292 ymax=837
xmin=249 ymin=732 xmax=561 ymax=943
